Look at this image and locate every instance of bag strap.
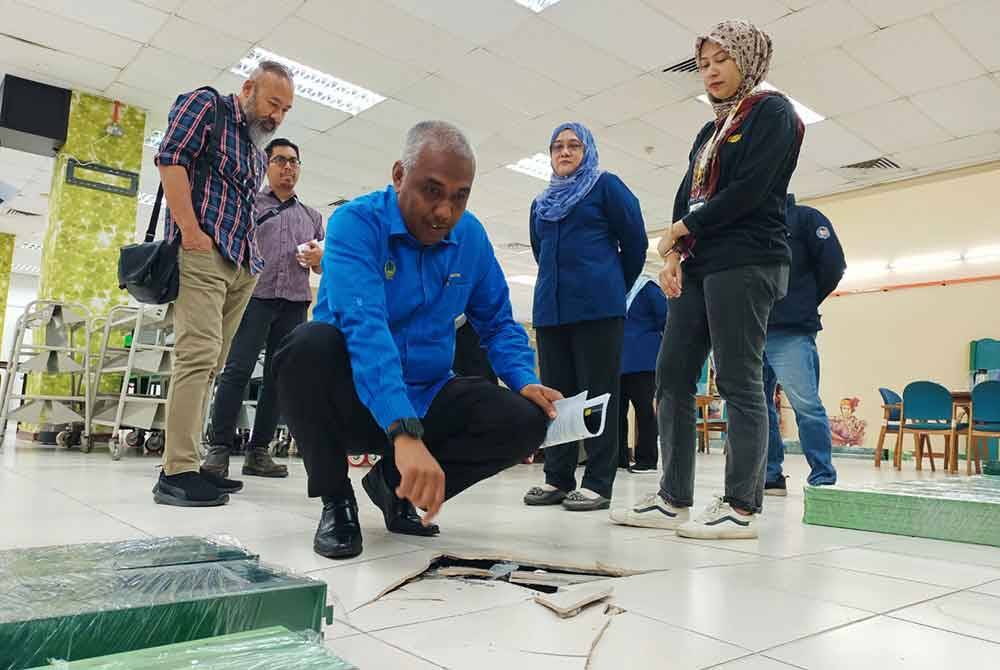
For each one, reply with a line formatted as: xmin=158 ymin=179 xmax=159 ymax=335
xmin=256 ymin=195 xmax=298 ymax=226
xmin=145 ymin=86 xmax=225 ymax=243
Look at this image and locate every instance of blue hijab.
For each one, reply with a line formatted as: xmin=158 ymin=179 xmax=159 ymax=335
xmin=533 ymin=122 xmax=604 ymax=222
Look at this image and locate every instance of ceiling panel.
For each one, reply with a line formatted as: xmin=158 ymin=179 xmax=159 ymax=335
xmin=601 ymin=119 xmax=691 ymax=167
xmin=0 ymin=35 xmax=120 ymax=92
xmin=358 ymin=98 xmax=435 ymax=133
xmin=543 ymin=0 xmax=693 ymax=71
xmin=1 ymin=0 xmax=142 ymax=69
xmin=837 ymin=99 xmax=953 ymax=154
xmin=644 ymin=0 xmax=790 ymax=33
xmin=438 ymin=48 xmax=583 ymax=118
xmin=477 ymin=166 xmax=547 ymax=201
xmin=17 ymin=0 xmax=170 ymax=43
xmin=935 ymin=0 xmax=1000 ymax=72
xmin=320 ymin=117 xmax=403 ymax=155
xmin=848 ymin=0 xmax=963 ymax=27
xmin=150 ymin=16 xmax=252 ymax=70
xmin=176 ymin=0 xmax=302 ymax=43
xmin=118 ymin=46 xmax=223 ymax=99
xmin=569 ymin=75 xmax=687 ymax=127
xmin=641 ymin=98 xmax=712 ymax=143
xmin=383 ymin=0 xmax=532 ymax=46
xmin=767 ymin=48 xmax=898 ymax=118
xmin=284 ymin=98 xmax=352 ymax=134
xmin=788 ymin=168 xmax=851 ymax=198
xmin=767 ymin=0 xmax=876 ymax=64
xmin=800 ymin=119 xmax=881 ymax=168
xmin=846 ymin=16 xmax=985 ymax=96
xmin=911 ymin=76 xmax=1000 ymax=138
xmin=496 ymin=108 xmax=612 ymax=156
xmin=296 ymin=0 xmax=476 ymax=73
xmin=261 ymin=17 xmax=428 ymax=98
xmin=472 ymin=134 xmax=531 ymax=172
xmin=102 ymin=82 xmax=173 ymax=128
xmin=891 ymin=132 xmax=1000 ymax=170
xmin=393 ymin=75 xmax=525 ymax=139
xmin=488 ymin=19 xmax=641 ymax=96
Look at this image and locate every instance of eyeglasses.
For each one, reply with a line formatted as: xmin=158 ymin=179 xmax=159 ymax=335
xmin=269 ymin=156 xmax=302 ymax=168
xmin=550 ymin=141 xmax=584 ymax=154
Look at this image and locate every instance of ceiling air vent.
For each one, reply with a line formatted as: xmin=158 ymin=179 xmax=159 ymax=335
xmin=0 ymin=207 xmax=42 ymax=218
xmin=663 ymin=57 xmax=698 ymax=74
xmin=840 ymin=157 xmax=901 ymax=170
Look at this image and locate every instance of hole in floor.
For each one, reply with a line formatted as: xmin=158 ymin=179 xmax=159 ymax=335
xmin=422 ymin=554 xmax=624 ymax=593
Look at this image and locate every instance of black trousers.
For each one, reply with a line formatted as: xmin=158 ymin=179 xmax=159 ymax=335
xmin=619 ymin=371 xmax=658 ymax=469
xmin=536 ymin=317 xmax=624 ymax=499
xmin=210 ymin=297 xmax=309 ymax=449
xmin=453 ymin=322 xmax=498 ymax=384
xmin=656 ymin=264 xmax=788 ymax=514
xmin=273 ymin=322 xmax=549 ymax=500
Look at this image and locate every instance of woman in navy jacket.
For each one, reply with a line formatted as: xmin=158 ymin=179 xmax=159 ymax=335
xmin=613 ymin=20 xmax=803 ymax=539
xmin=523 ymin=122 xmax=647 ymax=512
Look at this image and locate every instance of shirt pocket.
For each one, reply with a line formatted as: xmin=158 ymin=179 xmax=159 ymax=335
xmin=440 ymin=276 xmax=470 ymax=320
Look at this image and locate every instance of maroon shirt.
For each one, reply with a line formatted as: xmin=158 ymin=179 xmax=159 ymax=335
xmin=252 ymin=190 xmax=325 ymax=303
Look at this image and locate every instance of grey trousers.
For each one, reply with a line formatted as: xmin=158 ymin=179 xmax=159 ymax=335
xmin=656 ymin=263 xmax=789 ymax=513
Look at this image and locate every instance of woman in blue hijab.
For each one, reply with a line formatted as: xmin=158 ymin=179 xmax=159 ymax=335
xmin=523 ymin=122 xmax=648 ymax=512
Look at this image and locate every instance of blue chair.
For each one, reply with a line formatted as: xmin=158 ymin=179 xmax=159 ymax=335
xmin=875 ymin=387 xmax=902 ymax=468
xmin=955 ymin=381 xmax=1000 ymax=475
xmin=899 ymin=381 xmax=955 ymax=471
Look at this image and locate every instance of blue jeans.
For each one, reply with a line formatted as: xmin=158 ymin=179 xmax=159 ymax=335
xmin=763 ymin=331 xmax=837 ymax=486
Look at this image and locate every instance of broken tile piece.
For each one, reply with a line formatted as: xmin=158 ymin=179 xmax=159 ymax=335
xmin=534 ymin=584 xmax=614 ymax=618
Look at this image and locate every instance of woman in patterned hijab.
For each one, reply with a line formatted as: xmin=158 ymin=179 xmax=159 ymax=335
xmin=613 ymin=19 xmax=805 ymax=540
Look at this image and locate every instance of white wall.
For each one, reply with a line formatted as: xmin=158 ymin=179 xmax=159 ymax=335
xmin=3 ymin=272 xmax=39 ymax=362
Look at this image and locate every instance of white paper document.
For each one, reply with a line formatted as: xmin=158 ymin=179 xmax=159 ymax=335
xmin=541 ymin=391 xmax=612 ymax=449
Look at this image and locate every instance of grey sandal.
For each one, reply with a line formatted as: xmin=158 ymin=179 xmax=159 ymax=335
xmin=524 ymin=486 xmax=567 ymax=506
xmin=562 ymin=490 xmax=611 ymax=511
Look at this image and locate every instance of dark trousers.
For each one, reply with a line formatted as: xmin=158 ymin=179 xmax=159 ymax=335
xmin=453 ymin=322 xmax=498 ymax=384
xmin=210 ymin=297 xmax=308 ymax=450
xmin=537 ymin=318 xmax=624 ymax=499
xmin=656 ymin=264 xmax=788 ymax=513
xmin=273 ymin=322 xmax=549 ymax=500
xmin=619 ymin=371 xmax=658 ymax=469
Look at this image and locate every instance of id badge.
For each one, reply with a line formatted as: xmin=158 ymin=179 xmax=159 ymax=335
xmin=688 ymin=198 xmax=706 ymax=214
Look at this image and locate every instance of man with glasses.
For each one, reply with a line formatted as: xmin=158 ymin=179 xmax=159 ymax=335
xmin=201 ymin=138 xmax=325 ymax=484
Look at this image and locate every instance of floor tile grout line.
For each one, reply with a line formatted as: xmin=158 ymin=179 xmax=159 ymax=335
xmin=341 ymin=595 xmax=540 ymax=637
xmin=339 ymin=630 xmax=448 ymax=669
xmin=789 ymin=558 xmax=999 ymax=590
xmin=625 ymin=609 xmax=757 ymax=656
xmin=301 ymin=547 xmax=429 ymax=575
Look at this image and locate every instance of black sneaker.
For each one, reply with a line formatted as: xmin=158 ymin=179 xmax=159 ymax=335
xmin=153 ymin=471 xmax=229 ymax=507
xmin=199 ymin=468 xmax=244 ymax=494
xmin=629 ymin=463 xmax=658 ymax=474
xmin=764 ymin=475 xmax=788 ymax=497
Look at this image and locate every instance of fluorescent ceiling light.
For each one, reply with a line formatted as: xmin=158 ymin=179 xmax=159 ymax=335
xmin=964 ymin=244 xmax=1000 ymax=263
xmin=19 ymin=241 xmax=42 ymax=251
xmin=12 ymin=263 xmax=40 ymax=275
xmin=841 ymin=260 xmax=889 ymax=282
xmin=232 ymin=47 xmax=386 ymax=116
xmin=506 ymin=153 xmax=551 ymax=181
xmin=137 ymin=192 xmax=158 ymax=207
xmin=509 ymin=274 xmax=537 ymax=287
xmin=696 ymin=81 xmax=825 ymax=125
xmin=144 ymin=130 xmax=164 ymax=149
xmin=514 ymin=0 xmax=563 ymax=12
xmin=647 ymin=236 xmax=661 ymax=252
xmin=890 ymin=251 xmax=961 ymax=273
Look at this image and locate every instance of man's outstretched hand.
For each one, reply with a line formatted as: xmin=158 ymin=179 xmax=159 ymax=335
xmin=521 ymin=384 xmax=564 ymax=419
xmin=393 ymin=435 xmax=445 ymax=526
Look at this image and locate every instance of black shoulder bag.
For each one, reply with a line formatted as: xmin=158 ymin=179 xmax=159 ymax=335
xmin=118 ymin=87 xmax=224 ymax=304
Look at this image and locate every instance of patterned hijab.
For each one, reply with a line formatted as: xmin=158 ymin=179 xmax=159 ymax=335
xmin=696 ymin=20 xmax=774 ymax=120
xmin=533 ymin=122 xmax=604 ymax=222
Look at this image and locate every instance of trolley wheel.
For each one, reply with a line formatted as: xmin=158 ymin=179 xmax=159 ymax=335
xmin=347 ymin=454 xmax=366 ymax=467
xmin=81 ymin=436 xmax=94 ymax=454
xmin=124 ymin=430 xmax=144 ymax=448
xmin=368 ymin=454 xmax=381 ymax=466
xmin=145 ymin=432 xmax=165 ymax=455
xmin=56 ymin=431 xmax=73 ymax=449
xmin=109 ymin=437 xmax=122 ymax=461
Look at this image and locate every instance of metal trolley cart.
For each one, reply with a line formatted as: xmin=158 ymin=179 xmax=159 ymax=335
xmin=0 ymin=300 xmax=92 ymax=450
xmin=91 ymin=303 xmax=174 ymax=460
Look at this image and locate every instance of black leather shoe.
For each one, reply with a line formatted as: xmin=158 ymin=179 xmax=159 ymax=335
xmin=313 ymin=498 xmax=363 ymax=559
xmin=362 ymin=466 xmax=440 ymax=537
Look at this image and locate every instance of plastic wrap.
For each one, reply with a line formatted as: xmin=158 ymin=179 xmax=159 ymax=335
xmin=804 ymin=476 xmax=1000 ymax=547
xmin=27 ymin=627 xmax=355 ymax=670
xmin=0 ymin=559 xmax=330 ymax=670
xmin=0 ymin=536 xmax=256 ymax=578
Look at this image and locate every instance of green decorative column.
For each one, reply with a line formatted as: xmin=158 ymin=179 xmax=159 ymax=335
xmin=0 ymin=233 xmax=13 ymax=347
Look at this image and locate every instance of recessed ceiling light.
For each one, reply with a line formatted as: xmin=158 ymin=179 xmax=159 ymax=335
xmin=509 ymin=274 xmax=537 ymax=287
xmin=144 ymin=129 xmax=164 ymax=149
xmin=514 ymin=0 xmax=563 ymax=12
xmin=232 ymin=47 xmax=386 ymax=116
xmin=505 ymin=153 xmax=551 ymax=181
xmin=696 ymin=81 xmax=825 ymax=125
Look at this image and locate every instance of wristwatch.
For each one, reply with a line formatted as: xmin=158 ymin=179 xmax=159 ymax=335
xmin=387 ymin=418 xmax=424 ymax=444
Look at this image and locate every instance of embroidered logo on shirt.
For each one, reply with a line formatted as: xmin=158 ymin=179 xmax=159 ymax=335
xmin=384 ymin=260 xmax=397 ymax=280
xmin=816 ymin=226 xmax=831 ymax=240
xmin=727 ymin=133 xmax=742 ymax=143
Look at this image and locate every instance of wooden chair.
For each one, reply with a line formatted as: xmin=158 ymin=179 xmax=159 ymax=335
xmin=696 ymin=395 xmax=727 ymax=454
xmin=954 ymin=381 xmax=1000 ymax=475
xmin=874 ymin=387 xmax=902 ymax=468
xmin=898 ymin=381 xmax=954 ymax=471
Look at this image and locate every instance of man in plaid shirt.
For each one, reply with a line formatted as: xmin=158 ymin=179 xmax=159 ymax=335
xmin=153 ymin=61 xmax=294 ymax=508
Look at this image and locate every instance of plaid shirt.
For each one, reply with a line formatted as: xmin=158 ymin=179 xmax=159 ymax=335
xmin=155 ymin=90 xmax=266 ymax=274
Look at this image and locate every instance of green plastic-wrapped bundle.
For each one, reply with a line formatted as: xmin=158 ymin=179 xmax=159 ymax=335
xmin=0 ymin=560 xmax=331 ymax=670
xmin=804 ymin=476 xmax=1000 ymax=547
xmin=0 ymin=536 xmax=257 ymax=578
xmin=26 ymin=627 xmax=355 ymax=670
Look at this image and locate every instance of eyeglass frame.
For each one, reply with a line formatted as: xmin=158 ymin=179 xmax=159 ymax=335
xmin=268 ymin=156 xmax=303 ymax=168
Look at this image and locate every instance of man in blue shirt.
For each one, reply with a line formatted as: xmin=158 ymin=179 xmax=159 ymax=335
xmin=274 ymin=121 xmax=562 ymax=560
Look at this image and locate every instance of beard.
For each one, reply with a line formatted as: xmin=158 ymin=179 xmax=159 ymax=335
xmin=242 ymin=91 xmax=277 ymax=149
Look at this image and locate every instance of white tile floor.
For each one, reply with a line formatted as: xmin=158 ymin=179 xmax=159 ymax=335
xmin=2 ymin=439 xmax=999 ymax=669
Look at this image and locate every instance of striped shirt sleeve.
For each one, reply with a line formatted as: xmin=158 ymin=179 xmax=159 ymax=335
xmin=154 ymin=90 xmax=215 ymax=170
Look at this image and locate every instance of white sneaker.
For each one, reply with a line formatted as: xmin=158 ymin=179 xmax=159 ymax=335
xmin=676 ymin=497 xmax=757 ymax=540
xmin=609 ymin=492 xmax=690 ymax=530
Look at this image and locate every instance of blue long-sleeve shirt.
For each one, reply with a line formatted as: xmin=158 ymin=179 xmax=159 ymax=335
xmin=530 ymin=172 xmax=647 ymax=327
xmin=313 ymin=186 xmax=540 ymax=430
xmin=622 ymin=281 xmax=668 ymax=374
